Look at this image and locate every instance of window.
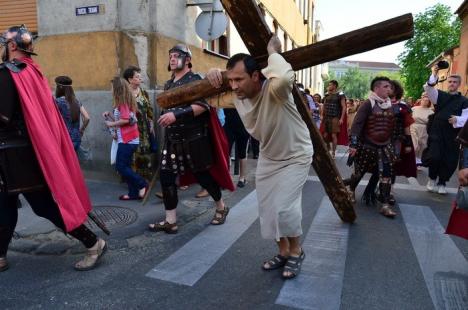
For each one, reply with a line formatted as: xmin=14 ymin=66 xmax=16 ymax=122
xmin=203 ymin=34 xmax=229 ymax=57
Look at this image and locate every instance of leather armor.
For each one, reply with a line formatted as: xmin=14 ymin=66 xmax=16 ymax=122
xmin=161 ymin=71 xmax=213 ymax=173
xmin=364 ymin=104 xmax=395 ymax=146
xmin=323 ymin=92 xmax=343 ymax=118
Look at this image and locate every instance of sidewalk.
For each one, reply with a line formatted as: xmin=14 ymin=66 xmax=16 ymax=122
xmin=9 ymin=158 xmax=258 ymax=255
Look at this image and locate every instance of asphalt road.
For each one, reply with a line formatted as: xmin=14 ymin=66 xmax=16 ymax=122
xmin=1 ymin=151 xmax=467 ymax=310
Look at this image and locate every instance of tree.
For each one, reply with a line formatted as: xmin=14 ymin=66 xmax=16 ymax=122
xmin=398 ymin=4 xmax=461 ymax=99
xmin=338 ymin=68 xmax=371 ymax=99
xmin=327 ymin=68 xmax=403 ymax=99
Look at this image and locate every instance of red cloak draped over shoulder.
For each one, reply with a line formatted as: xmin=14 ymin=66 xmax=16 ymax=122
xmin=394 ymin=102 xmax=417 ymax=178
xmin=10 ymin=57 xmax=91 ymax=232
xmin=179 ymin=107 xmax=235 ymax=191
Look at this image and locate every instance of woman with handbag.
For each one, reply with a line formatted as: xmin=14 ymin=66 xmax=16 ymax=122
xmin=123 ymin=66 xmax=156 ymax=181
xmin=103 ymin=77 xmax=148 ymax=200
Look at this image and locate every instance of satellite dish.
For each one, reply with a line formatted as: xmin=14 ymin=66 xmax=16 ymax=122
xmin=194 ymin=0 xmax=227 ymax=41
xmin=195 ymin=11 xmax=228 ymax=41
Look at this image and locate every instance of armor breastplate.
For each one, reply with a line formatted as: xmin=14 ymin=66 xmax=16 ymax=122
xmin=364 ymin=104 xmax=395 ymax=145
xmin=165 ymin=106 xmax=209 ymax=143
xmin=324 ymin=93 xmax=342 ymax=118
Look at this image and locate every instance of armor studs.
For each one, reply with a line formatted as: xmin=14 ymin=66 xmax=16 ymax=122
xmin=163 ymin=150 xmax=167 ymax=155
xmin=171 ymin=154 xmax=176 ymax=159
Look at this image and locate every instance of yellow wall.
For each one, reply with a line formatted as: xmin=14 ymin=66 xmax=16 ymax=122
xmin=260 ymin=0 xmax=311 ymax=46
xmin=33 ymin=31 xmax=229 ymax=90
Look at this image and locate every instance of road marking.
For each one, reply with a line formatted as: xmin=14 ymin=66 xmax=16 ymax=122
xmin=307 ymin=176 xmax=458 ymax=194
xmin=408 ymin=177 xmax=420 ymax=187
xmin=146 ymin=191 xmax=259 ymax=286
xmin=400 ymin=204 xmax=468 ymax=310
xmin=276 ymin=197 xmax=350 ymax=310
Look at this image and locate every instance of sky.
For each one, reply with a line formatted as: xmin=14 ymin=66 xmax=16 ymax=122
xmin=315 ymin=0 xmax=463 ymax=64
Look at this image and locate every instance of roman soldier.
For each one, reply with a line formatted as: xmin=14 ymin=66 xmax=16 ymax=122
xmin=345 ymin=76 xmax=398 ymax=218
xmin=148 ymin=44 xmax=234 ymax=234
xmin=0 ymin=25 xmax=106 ymax=272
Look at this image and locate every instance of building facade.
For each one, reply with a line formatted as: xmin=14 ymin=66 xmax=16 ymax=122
xmin=328 ymin=60 xmax=401 ymax=79
xmin=0 ymin=0 xmax=322 ymax=173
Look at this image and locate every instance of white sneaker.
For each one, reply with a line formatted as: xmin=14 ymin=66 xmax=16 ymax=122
xmin=426 ymin=179 xmax=436 ymax=192
xmin=438 ymin=185 xmax=447 ymax=195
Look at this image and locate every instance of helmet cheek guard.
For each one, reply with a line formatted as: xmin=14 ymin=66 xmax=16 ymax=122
xmin=168 ymin=44 xmax=192 ymax=71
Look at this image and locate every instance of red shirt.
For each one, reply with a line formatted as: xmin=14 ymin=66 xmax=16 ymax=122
xmin=118 ymin=104 xmax=139 ymax=143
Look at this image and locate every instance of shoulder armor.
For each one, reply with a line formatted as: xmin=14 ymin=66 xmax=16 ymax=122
xmin=2 ymin=59 xmax=26 ymax=73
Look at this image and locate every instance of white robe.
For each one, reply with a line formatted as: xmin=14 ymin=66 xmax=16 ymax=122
xmin=233 ymin=53 xmax=313 ymax=240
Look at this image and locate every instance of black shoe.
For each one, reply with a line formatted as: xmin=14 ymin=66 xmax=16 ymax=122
xmin=237 ymin=179 xmax=247 ymax=188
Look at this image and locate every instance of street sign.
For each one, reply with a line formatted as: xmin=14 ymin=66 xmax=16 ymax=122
xmin=76 ymin=5 xmax=100 ymax=16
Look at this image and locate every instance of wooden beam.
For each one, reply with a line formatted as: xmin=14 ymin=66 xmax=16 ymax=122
xmin=220 ymin=0 xmax=357 ymax=222
xmin=157 ymin=13 xmax=413 ymax=109
xmin=259 ymin=13 xmax=414 ymax=71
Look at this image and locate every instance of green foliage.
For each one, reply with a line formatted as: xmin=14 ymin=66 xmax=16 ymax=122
xmin=338 ymin=68 xmax=371 ymax=99
xmin=398 ymin=4 xmax=461 ymax=98
xmin=327 ymin=69 xmax=404 ymax=100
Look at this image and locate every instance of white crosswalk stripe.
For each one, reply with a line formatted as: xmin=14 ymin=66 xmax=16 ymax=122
xmin=276 ymin=197 xmax=350 ymax=310
xmin=307 ymin=175 xmax=458 ymax=194
xmin=146 ymin=191 xmax=259 ymax=286
xmin=400 ymin=204 xmax=468 ymax=310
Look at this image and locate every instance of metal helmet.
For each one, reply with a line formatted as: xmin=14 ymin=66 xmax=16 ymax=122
xmin=169 ymin=44 xmax=192 ymax=58
xmin=0 ymin=24 xmax=37 ymax=56
xmin=168 ymin=44 xmax=192 ymax=71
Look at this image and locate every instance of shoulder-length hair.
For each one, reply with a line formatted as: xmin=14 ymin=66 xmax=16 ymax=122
xmin=111 ymin=77 xmax=136 ymax=111
xmin=55 ymin=76 xmax=80 ymax=122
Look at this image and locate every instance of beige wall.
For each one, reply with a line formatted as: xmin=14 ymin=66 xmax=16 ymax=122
xmin=259 ymin=0 xmax=313 ymax=46
xmin=33 ymin=31 xmax=228 ymax=91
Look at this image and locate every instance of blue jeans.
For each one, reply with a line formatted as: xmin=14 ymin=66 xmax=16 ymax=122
xmin=115 ymin=143 xmax=147 ymax=198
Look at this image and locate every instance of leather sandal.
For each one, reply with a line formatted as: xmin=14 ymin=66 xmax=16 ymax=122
xmin=0 ymin=257 xmax=9 ymax=272
xmin=380 ymin=204 xmax=397 ymax=218
xmin=262 ymin=254 xmax=288 ymax=270
xmin=74 ymin=239 xmax=107 ymax=271
xmin=210 ymin=206 xmax=229 ymax=225
xmin=283 ymin=250 xmax=305 ymax=279
xmin=148 ymin=221 xmax=178 ymax=234
xmin=119 ymin=194 xmax=140 ymax=201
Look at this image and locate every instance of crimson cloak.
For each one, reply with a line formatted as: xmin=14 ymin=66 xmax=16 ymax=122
xmin=10 ymin=57 xmax=92 ymax=232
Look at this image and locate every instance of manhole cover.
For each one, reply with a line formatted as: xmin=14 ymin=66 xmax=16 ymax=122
xmin=85 ymin=205 xmax=138 ymax=231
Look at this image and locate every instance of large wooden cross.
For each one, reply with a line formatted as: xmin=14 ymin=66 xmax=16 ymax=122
xmin=157 ymin=0 xmax=414 ymax=223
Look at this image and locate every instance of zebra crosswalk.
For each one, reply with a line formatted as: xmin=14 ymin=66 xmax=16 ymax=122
xmin=145 ymin=186 xmax=467 ymax=310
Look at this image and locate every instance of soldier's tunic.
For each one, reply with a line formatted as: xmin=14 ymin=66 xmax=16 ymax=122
xmin=160 ymin=71 xmax=212 ymax=174
xmin=233 ymin=53 xmax=313 ymax=240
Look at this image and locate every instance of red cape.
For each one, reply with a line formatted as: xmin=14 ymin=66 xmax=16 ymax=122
xmin=446 ymin=201 xmax=468 ymax=240
xmin=10 ymin=57 xmax=91 ymax=232
xmin=319 ymin=112 xmax=349 ymax=146
xmin=179 ymin=107 xmax=235 ymax=191
xmin=394 ymin=103 xmax=417 ymax=178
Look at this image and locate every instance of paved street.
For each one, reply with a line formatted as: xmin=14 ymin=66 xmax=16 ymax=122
xmin=1 ymin=148 xmax=468 ymax=310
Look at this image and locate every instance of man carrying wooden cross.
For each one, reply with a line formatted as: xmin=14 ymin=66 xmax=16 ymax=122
xmin=207 ymin=35 xmax=312 ymax=279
